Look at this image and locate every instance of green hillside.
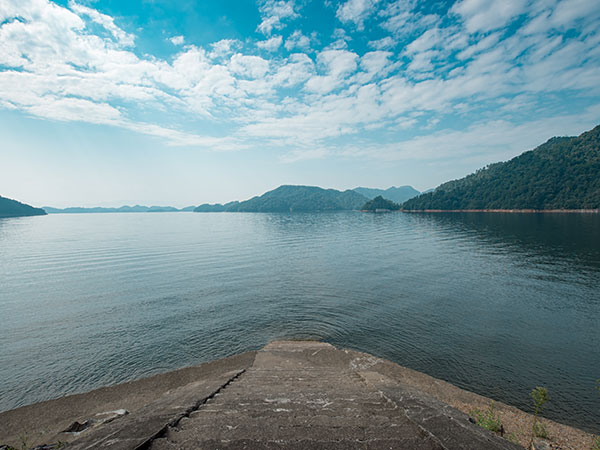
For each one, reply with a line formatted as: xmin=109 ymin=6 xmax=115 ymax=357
xmin=195 ymin=185 xmax=368 ymax=212
xmin=0 ymin=196 xmax=47 ymax=218
xmin=361 ymin=196 xmax=401 ymax=211
xmin=402 ymin=125 xmax=600 ymax=211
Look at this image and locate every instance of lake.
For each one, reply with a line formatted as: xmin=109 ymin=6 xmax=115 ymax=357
xmin=0 ymin=211 xmax=599 ymax=433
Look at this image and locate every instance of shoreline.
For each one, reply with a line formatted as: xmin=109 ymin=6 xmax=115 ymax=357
xmin=0 ymin=342 xmax=597 ymax=449
xmin=401 ymin=209 xmax=600 ymax=213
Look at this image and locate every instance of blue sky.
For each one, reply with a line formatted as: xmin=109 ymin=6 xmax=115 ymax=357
xmin=1 ymin=0 xmax=599 ymax=207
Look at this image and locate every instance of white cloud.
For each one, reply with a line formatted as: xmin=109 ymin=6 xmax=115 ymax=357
xmin=451 ymin=0 xmax=527 ymax=33
xmin=522 ymin=0 xmax=600 ymax=35
xmin=27 ymin=96 xmax=123 ymax=124
xmin=257 ymin=0 xmax=299 ymax=35
xmin=457 ymin=32 xmax=500 ymax=60
xmin=284 ymin=30 xmax=311 ymax=51
xmin=169 ymin=35 xmax=184 ymax=45
xmin=209 ymin=39 xmax=240 ymax=59
xmin=360 ymin=51 xmax=392 ymax=75
xmin=550 ymin=0 xmax=600 ymax=28
xmin=368 ymin=36 xmax=395 ymax=50
xmin=229 ymin=54 xmax=270 ymax=79
xmin=405 ymin=28 xmax=443 ymax=54
xmin=350 ymin=106 xmax=600 ymax=163
xmin=336 ymin=0 xmax=379 ymax=29
xmin=320 ymin=50 xmax=359 ymax=76
xmin=379 ymin=1 xmax=439 ymax=38
xmin=257 ymin=35 xmax=283 ymax=51
xmin=305 ymin=49 xmax=358 ymax=93
xmin=272 ymin=53 xmax=314 ymax=87
xmin=0 ymin=0 xmax=598 ymax=163
xmin=68 ymin=0 xmax=134 ymax=46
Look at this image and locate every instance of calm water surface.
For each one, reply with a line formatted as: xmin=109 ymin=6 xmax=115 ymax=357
xmin=0 ymin=212 xmax=599 ymax=432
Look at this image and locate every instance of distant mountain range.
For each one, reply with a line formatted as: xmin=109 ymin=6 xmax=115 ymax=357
xmin=16 ymin=122 xmax=598 ymax=217
xmin=195 ymin=185 xmax=369 ymax=212
xmin=353 ymin=186 xmax=420 ymax=203
xmin=0 ymin=196 xmax=47 ymax=218
xmin=43 ymin=205 xmax=196 ymax=213
xmin=194 ymin=201 xmax=240 ymax=212
xmin=29 ymin=185 xmax=421 ymax=215
xmin=402 ymin=125 xmax=600 ymax=211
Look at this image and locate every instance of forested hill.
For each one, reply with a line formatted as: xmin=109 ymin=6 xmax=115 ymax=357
xmin=195 ymin=185 xmax=368 ymax=212
xmin=361 ymin=196 xmax=401 ymax=211
xmin=402 ymin=125 xmax=600 ymax=211
xmin=0 ymin=196 xmax=47 ymax=218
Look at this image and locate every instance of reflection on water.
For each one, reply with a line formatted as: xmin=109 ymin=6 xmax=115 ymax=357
xmin=0 ymin=212 xmax=599 ymax=432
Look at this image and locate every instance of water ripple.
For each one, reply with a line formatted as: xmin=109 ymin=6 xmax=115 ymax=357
xmin=0 ymin=212 xmax=599 ymax=433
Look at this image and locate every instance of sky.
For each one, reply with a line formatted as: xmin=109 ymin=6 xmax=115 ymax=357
xmin=1 ymin=0 xmax=599 ymax=207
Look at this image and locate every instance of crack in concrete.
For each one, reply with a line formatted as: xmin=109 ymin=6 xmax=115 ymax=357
xmin=136 ymin=368 xmax=248 ymax=450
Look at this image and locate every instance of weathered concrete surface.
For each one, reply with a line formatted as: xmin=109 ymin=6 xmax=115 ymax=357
xmin=0 ymin=352 xmax=256 ymax=448
xmin=1 ymin=341 xmax=523 ymax=449
xmin=148 ymin=341 xmax=521 ymax=449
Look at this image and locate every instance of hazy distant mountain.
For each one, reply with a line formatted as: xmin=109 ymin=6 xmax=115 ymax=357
xmin=353 ymin=186 xmax=420 ymax=203
xmin=403 ymin=125 xmax=600 ymax=211
xmin=0 ymin=196 xmax=47 ymax=218
xmin=361 ymin=196 xmax=401 ymax=212
xmin=194 ymin=201 xmax=240 ymax=212
xmin=43 ymin=205 xmax=193 ymax=213
xmin=195 ymin=185 xmax=368 ymax=212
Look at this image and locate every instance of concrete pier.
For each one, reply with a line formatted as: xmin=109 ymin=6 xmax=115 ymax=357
xmin=1 ymin=341 xmax=521 ymax=449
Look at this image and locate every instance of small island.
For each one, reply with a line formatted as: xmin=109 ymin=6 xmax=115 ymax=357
xmin=361 ymin=195 xmax=401 ymax=212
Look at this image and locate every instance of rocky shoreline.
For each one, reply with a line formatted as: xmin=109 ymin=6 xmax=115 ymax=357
xmin=0 ymin=341 xmax=596 ymax=449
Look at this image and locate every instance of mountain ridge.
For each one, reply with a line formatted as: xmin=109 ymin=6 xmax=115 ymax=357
xmin=43 ymin=205 xmax=195 ymax=213
xmin=402 ymin=125 xmax=600 ymax=211
xmin=0 ymin=196 xmax=47 ymax=218
xmin=195 ymin=185 xmax=368 ymax=212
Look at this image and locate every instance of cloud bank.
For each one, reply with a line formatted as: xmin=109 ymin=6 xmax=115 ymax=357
xmin=0 ymin=0 xmax=599 ymax=164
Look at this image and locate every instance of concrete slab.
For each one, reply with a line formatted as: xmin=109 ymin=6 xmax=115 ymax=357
xmin=1 ymin=342 xmax=523 ymax=449
xmin=0 ymin=352 xmax=256 ymax=448
xmin=147 ymin=341 xmax=521 ymax=450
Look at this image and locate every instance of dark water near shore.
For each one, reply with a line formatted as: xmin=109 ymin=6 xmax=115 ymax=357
xmin=1 ymin=212 xmax=599 ymax=432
